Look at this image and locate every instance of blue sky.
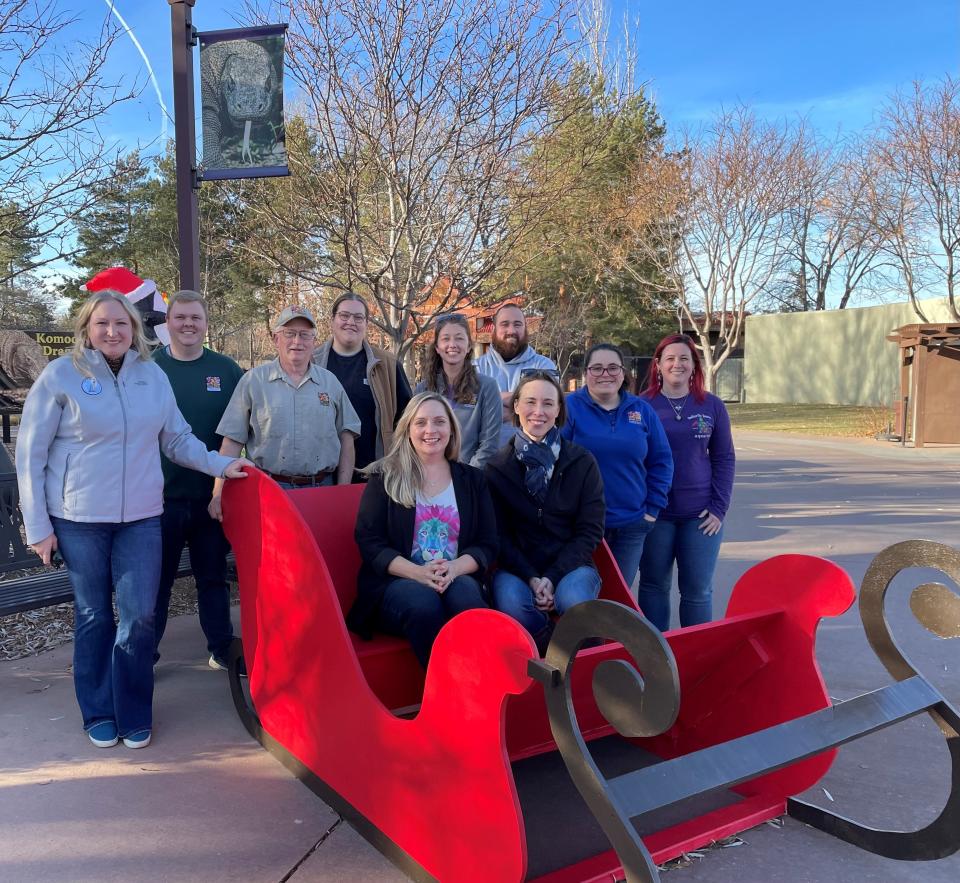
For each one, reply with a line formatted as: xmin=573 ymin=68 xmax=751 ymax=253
xmin=621 ymin=0 xmax=960 ymax=135
xmin=108 ymin=0 xmax=960 ymax=154
xmin=99 ymin=0 xmax=959 ymax=155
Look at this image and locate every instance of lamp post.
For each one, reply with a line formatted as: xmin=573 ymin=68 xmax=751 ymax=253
xmin=168 ymin=0 xmax=200 ymax=292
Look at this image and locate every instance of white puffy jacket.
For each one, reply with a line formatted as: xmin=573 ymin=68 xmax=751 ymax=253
xmin=16 ymin=348 xmax=233 ymax=543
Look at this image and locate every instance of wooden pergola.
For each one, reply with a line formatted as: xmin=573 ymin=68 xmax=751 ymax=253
xmin=886 ymin=323 xmax=960 ymax=447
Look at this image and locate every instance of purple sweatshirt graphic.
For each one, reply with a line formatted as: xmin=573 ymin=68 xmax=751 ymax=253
xmin=647 ymin=392 xmax=735 ymax=520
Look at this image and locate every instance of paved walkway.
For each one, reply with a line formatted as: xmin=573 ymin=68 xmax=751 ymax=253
xmin=677 ymin=432 xmax=960 ymax=882
xmin=1 ymin=431 xmax=958 ymax=882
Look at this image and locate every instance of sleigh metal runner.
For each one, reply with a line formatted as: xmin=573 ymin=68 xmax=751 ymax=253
xmin=220 ymin=469 xmax=960 ymax=883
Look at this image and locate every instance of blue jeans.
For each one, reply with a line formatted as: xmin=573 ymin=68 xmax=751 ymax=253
xmin=52 ymin=516 xmax=161 ymax=738
xmin=604 ymin=517 xmax=656 ymax=594
xmin=376 ymin=575 xmax=488 ymax=667
xmin=637 ymin=517 xmax=723 ymax=631
xmin=492 ymin=565 xmax=601 ymax=638
xmin=155 ymin=498 xmax=234 ymax=662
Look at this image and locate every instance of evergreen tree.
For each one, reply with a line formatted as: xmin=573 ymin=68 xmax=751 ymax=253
xmin=153 ymin=147 xmax=276 ymax=351
xmin=62 ymin=151 xmax=155 ymax=313
xmin=63 ymin=144 xmax=277 ymax=353
xmin=0 ymin=203 xmax=56 ymax=326
xmin=499 ymin=68 xmax=678 ymax=364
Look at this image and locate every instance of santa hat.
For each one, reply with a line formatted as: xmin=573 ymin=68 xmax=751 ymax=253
xmin=81 ymin=267 xmax=170 ymax=344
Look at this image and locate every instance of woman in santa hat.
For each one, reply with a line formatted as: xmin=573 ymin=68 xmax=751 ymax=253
xmin=16 ymin=290 xmax=251 ymax=749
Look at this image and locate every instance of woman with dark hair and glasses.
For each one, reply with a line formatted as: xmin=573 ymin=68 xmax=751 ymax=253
xmin=314 ymin=292 xmax=413 ymax=476
xmin=415 ymin=314 xmax=502 ymax=467
xmin=484 ymin=370 xmax=605 ymax=652
xmin=561 ymin=343 xmax=673 ymax=595
xmin=639 ymin=334 xmax=735 ymax=631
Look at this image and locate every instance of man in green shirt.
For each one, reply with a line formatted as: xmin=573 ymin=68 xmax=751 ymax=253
xmin=153 ymin=290 xmax=244 ymax=670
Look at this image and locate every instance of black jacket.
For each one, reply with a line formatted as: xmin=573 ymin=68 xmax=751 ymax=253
xmin=484 ymin=438 xmax=605 ymax=587
xmin=347 ymin=460 xmax=499 ymax=638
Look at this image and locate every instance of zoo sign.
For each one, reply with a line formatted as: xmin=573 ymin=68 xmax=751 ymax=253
xmin=198 ymin=24 xmax=289 ymax=181
xmin=21 ymin=330 xmax=75 ymax=360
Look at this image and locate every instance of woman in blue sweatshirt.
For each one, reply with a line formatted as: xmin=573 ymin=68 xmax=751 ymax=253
xmin=561 ymin=343 xmax=673 ymax=595
xmin=639 ymin=334 xmax=735 ymax=631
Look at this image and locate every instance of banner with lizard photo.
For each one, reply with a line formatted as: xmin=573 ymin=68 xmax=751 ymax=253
xmin=198 ymin=24 xmax=289 ymax=180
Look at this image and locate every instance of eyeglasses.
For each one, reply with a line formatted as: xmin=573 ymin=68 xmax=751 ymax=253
xmin=334 ymin=311 xmax=367 ymax=324
xmin=278 ymin=329 xmax=317 ymax=340
xmin=586 ymin=364 xmax=624 ymax=377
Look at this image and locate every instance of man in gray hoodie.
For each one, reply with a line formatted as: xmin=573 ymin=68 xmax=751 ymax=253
xmin=475 ymin=303 xmax=557 ymax=446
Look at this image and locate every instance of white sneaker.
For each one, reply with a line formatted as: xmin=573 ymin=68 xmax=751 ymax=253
xmin=87 ymin=721 xmax=119 ymax=748
xmin=123 ymin=729 xmax=152 ymax=749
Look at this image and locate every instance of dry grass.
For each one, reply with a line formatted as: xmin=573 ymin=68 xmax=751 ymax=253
xmin=727 ymin=403 xmax=895 ymax=438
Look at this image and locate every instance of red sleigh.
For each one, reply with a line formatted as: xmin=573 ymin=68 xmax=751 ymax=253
xmin=222 ymin=469 xmax=960 ymax=883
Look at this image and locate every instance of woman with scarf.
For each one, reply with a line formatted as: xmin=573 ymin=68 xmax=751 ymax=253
xmin=415 ymin=314 xmax=501 ymax=467
xmin=484 ymin=370 xmax=605 ymax=652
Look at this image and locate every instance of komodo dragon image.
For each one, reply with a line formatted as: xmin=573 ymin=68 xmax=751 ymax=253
xmin=200 ymin=36 xmax=286 ymax=170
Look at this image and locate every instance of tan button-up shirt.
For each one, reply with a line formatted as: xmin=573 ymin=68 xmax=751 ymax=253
xmin=217 ymin=359 xmax=360 ymax=475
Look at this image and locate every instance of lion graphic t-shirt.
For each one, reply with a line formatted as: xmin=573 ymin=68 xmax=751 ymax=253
xmin=411 ymin=482 xmax=460 ymax=564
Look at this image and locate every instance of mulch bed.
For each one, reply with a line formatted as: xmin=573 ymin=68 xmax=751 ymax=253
xmin=3 ymin=436 xmax=240 ymax=661
xmin=0 ymin=578 xmax=240 ymax=661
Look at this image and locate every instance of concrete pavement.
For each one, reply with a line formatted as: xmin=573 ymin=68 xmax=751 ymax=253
xmin=1 ymin=430 xmax=958 ymax=882
xmin=672 ymin=431 xmax=960 ymax=882
xmin=0 ymin=615 xmax=353 ymax=882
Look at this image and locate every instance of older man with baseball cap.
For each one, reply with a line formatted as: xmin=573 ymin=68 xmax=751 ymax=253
xmin=209 ymin=306 xmax=361 ymax=517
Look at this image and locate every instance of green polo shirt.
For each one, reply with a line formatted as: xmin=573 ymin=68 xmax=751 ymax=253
xmin=154 ymin=346 xmax=245 ymax=501
xmin=216 ymin=359 xmax=361 ymax=476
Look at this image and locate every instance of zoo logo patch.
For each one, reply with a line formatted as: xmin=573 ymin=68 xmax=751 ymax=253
xmin=80 ymin=377 xmax=103 ymax=396
xmin=318 ymin=392 xmax=330 ymax=406
xmin=206 ymin=376 xmax=222 ymax=392
xmin=691 ymin=413 xmax=714 ymax=439
xmin=627 ymin=410 xmax=643 ymax=425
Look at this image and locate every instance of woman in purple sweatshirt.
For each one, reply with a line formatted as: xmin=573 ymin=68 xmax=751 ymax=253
xmin=639 ymin=334 xmax=735 ymax=630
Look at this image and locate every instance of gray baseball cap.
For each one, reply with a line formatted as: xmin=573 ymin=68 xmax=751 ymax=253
xmin=272 ymin=305 xmax=317 ymax=331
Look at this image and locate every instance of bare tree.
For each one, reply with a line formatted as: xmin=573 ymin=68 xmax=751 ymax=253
xmin=242 ymin=0 xmax=579 ymax=357
xmin=0 ymin=1 xmax=138 ymax=285
xmin=783 ymin=129 xmax=886 ymax=312
xmin=577 ymin=0 xmax=641 ymax=97
xmin=872 ymin=77 xmax=960 ymax=321
xmin=621 ymin=108 xmax=798 ymax=389
xmin=526 ymin=281 xmax=593 ymax=378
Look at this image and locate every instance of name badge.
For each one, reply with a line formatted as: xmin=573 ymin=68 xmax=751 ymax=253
xmin=80 ymin=377 xmax=102 ymax=396
xmin=318 ymin=392 xmax=330 ymax=405
xmin=206 ymin=376 xmax=221 ymax=392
